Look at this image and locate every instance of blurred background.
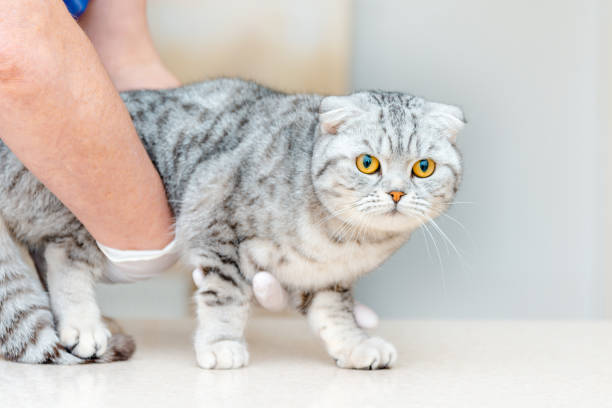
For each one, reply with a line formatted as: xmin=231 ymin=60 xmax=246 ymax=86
xmin=97 ymin=0 xmax=612 ymax=319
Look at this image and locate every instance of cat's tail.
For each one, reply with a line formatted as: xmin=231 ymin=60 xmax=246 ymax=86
xmin=0 ymin=218 xmax=135 ymax=364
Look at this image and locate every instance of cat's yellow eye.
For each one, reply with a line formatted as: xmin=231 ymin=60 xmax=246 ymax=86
xmin=412 ymin=158 xmax=436 ymax=178
xmin=356 ymin=154 xmax=380 ymax=174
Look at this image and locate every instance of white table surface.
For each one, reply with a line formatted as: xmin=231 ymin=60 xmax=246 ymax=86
xmin=1 ymin=317 xmax=611 ymax=408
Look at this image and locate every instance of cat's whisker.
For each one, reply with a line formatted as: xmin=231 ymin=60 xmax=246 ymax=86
xmin=319 ymin=195 xmax=378 ymax=222
xmin=437 ymin=201 xmax=475 ymax=206
xmin=434 ymin=211 xmax=478 ymax=266
xmin=315 ymin=200 xmax=364 ymax=227
xmin=412 ymin=212 xmax=447 ymax=294
xmin=428 ymin=219 xmax=460 ymax=257
xmin=345 ymin=221 xmax=361 ymax=243
xmin=328 ymin=210 xmax=360 ymax=241
xmin=339 ymin=218 xmax=362 ymax=242
xmin=411 ymin=198 xmax=430 ymax=206
xmin=345 ymin=214 xmax=365 ymax=241
xmin=404 ymin=204 xmax=429 ymax=216
xmin=437 ymin=212 xmax=468 ymax=232
xmin=419 ymin=214 xmax=451 ymax=255
xmin=419 ymin=225 xmax=434 ymax=264
xmin=418 ymin=213 xmax=467 ymax=265
xmin=342 ymin=210 xmax=372 ymax=243
xmin=352 ymin=213 xmax=373 ymax=243
xmin=362 ymin=207 xmax=390 ymax=216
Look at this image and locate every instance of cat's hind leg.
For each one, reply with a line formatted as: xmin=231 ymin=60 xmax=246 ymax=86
xmin=44 ymin=238 xmax=110 ymax=359
xmin=0 ymin=218 xmax=80 ymax=364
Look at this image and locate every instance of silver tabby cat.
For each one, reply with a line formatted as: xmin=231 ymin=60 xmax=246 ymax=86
xmin=0 ymin=79 xmax=464 ymax=368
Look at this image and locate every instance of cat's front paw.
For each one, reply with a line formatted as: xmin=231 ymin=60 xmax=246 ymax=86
xmin=58 ymin=318 xmax=111 ymax=359
xmin=334 ymin=337 xmax=397 ymax=370
xmin=195 ymin=339 xmax=249 ymax=369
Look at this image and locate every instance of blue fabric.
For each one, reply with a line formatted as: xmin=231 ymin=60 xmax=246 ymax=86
xmin=63 ymin=0 xmax=89 ymax=19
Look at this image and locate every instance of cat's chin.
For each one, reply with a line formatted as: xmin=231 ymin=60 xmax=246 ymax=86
xmin=378 ymin=212 xmax=425 ymax=233
xmin=340 ymin=213 xmax=422 ymax=235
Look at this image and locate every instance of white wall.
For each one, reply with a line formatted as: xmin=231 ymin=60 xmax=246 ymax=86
xmin=602 ymin=1 xmax=612 ymax=316
xmin=353 ymin=0 xmax=610 ymax=318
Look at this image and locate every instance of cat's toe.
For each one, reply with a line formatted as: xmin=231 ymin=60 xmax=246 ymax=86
xmin=196 ymin=340 xmax=249 ymax=369
xmin=336 ymin=337 xmax=397 ymax=370
xmin=59 ymin=322 xmax=111 ymax=359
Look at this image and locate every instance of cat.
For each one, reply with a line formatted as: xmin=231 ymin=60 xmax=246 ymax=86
xmin=0 ymin=78 xmax=464 ymax=369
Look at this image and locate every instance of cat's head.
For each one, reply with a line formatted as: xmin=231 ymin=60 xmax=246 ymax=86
xmin=312 ymin=91 xmax=465 ymax=234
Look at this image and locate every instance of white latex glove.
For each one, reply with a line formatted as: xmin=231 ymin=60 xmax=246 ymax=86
xmin=97 ymin=238 xmax=180 ymax=283
xmin=192 ymin=269 xmax=379 ymax=329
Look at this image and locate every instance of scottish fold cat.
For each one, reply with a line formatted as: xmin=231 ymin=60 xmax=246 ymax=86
xmin=0 ymin=79 xmax=464 ymax=368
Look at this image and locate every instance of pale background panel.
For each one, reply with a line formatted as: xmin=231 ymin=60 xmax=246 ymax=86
xmin=353 ymin=0 xmax=609 ymax=318
xmin=147 ymin=0 xmax=350 ymax=94
xmin=603 ymin=1 xmax=612 ymax=316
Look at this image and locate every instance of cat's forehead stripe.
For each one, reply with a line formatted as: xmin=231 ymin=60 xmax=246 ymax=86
xmin=405 ymin=113 xmax=418 ymax=155
xmin=362 ymin=138 xmax=375 ymax=152
xmin=366 ymin=91 xmax=424 ymax=157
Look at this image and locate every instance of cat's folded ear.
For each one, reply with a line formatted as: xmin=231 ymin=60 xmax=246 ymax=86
xmin=425 ymin=102 xmax=467 ymax=143
xmin=319 ymin=96 xmax=365 ymax=135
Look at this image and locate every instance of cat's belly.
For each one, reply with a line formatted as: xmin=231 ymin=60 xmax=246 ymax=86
xmin=0 ymin=176 xmax=81 ymax=245
xmin=238 ymin=235 xmax=407 ymax=290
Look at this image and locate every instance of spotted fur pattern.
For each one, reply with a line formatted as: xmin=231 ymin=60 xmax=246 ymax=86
xmin=0 ymin=79 xmax=464 ymax=368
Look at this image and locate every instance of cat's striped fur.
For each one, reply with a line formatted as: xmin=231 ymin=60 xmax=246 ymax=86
xmin=0 ymin=216 xmax=134 ymax=363
xmin=0 ymin=79 xmax=464 ymax=368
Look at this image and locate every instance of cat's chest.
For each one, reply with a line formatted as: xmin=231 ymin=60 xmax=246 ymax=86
xmin=238 ymin=233 xmax=407 ymax=289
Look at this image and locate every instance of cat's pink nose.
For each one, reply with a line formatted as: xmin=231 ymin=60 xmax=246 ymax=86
xmin=388 ymin=191 xmax=405 ymax=203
